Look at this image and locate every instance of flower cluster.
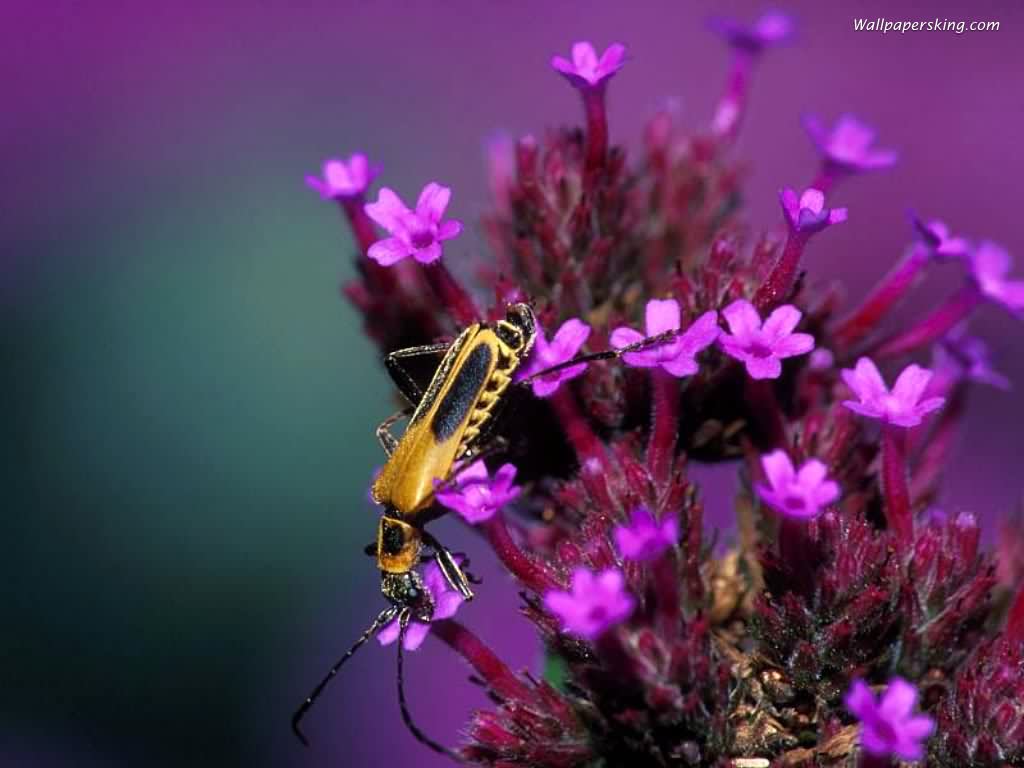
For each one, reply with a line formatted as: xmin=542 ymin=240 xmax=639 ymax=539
xmin=305 ymin=10 xmax=1022 ymax=768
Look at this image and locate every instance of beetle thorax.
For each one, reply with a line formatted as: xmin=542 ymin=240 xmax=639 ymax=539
xmin=381 ymin=570 xmax=434 ymax=623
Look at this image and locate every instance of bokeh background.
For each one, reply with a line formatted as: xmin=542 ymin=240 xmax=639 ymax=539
xmin=2 ymin=1 xmax=1022 ymax=766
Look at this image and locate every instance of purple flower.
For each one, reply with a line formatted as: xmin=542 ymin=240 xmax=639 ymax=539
xmin=515 ymin=318 xmax=591 ymax=397
xmin=364 ymin=182 xmax=463 ymax=266
xmin=543 ymin=567 xmax=635 ymax=640
xmin=434 ymin=460 xmax=521 ymax=524
xmin=803 ymin=113 xmax=898 ymax=172
xmin=933 ymin=326 xmax=1010 ymax=391
xmin=779 ymin=187 xmax=847 ymax=234
xmin=305 ymin=153 xmax=377 ymax=199
xmin=841 ymin=358 xmax=946 ymax=428
xmin=377 ymin=559 xmax=465 ymax=651
xmin=610 ymin=301 xmax=719 ymax=377
xmin=756 ymin=450 xmax=840 ymax=520
xmin=968 ymin=241 xmax=1024 ymax=315
xmin=808 ymin=347 xmax=835 ymax=371
xmin=913 ymin=216 xmax=970 ymax=260
xmin=708 ymin=11 xmax=794 ymax=54
xmin=551 ymin=41 xmax=627 ymax=90
xmin=718 ymin=300 xmax=815 ymax=379
xmin=613 ymin=507 xmax=678 ymax=561
xmin=845 ymin=677 xmax=936 ymax=761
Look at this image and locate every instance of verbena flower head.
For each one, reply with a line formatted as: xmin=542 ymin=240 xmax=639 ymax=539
xmin=708 ymin=10 xmax=795 ymax=54
xmin=803 ymin=112 xmax=898 ymax=172
xmin=968 ymin=241 xmax=1024 ymax=315
xmin=434 ymin=460 xmax=521 ymax=524
xmin=719 ymin=300 xmax=815 ymax=379
xmin=845 ymin=677 xmax=936 ymax=761
xmin=543 ymin=567 xmax=634 ymax=640
xmin=613 ymin=506 xmax=678 ymax=561
xmin=610 ymin=301 xmax=718 ymax=377
xmin=757 ymin=450 xmax=840 ymax=519
xmin=364 ymin=182 xmax=463 ymax=266
xmin=305 ymin=153 xmax=376 ymax=199
xmin=841 ymin=357 xmax=946 ymax=427
xmin=376 ymin=559 xmax=465 ymax=650
xmin=780 ymin=187 xmax=848 ymax=234
xmin=550 ymin=41 xmax=627 ymax=90
xmin=515 ymin=317 xmax=591 ymax=397
xmin=913 ymin=215 xmax=970 ymax=260
xmin=933 ymin=325 xmax=1011 ymax=391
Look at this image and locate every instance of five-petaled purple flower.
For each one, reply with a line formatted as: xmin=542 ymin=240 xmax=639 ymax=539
xmin=933 ymin=326 xmax=1010 ymax=391
xmin=718 ymin=300 xmax=815 ymax=379
xmin=707 ymin=11 xmax=794 ymax=54
xmin=377 ymin=559 xmax=465 ymax=651
xmin=516 ymin=318 xmax=591 ymax=397
xmin=845 ymin=677 xmax=936 ymax=761
xmin=543 ymin=567 xmax=635 ymax=640
xmin=803 ymin=113 xmax=898 ymax=172
xmin=610 ymin=301 xmax=719 ymax=377
xmin=913 ymin=216 xmax=970 ymax=260
xmin=435 ymin=460 xmax=521 ymax=524
xmin=841 ymin=358 xmax=946 ymax=428
xmin=306 ymin=153 xmax=377 ymax=200
xmin=968 ymin=241 xmax=1024 ymax=315
xmin=614 ymin=507 xmax=679 ymax=561
xmin=364 ymin=182 xmax=463 ymax=266
xmin=780 ymin=187 xmax=848 ymax=234
xmin=757 ymin=450 xmax=840 ymax=520
xmin=551 ymin=41 xmax=627 ymax=90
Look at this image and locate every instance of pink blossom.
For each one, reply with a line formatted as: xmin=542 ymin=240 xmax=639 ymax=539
xmin=364 ymin=182 xmax=463 ymax=266
xmin=551 ymin=41 xmax=627 ymax=90
xmin=841 ymin=358 xmax=946 ymax=428
xmin=913 ymin=216 xmax=970 ymax=260
xmin=803 ymin=113 xmax=898 ymax=172
xmin=516 ymin=318 xmax=591 ymax=397
xmin=543 ymin=567 xmax=635 ymax=640
xmin=708 ymin=11 xmax=795 ymax=54
xmin=757 ymin=450 xmax=840 ymax=520
xmin=435 ymin=460 xmax=521 ymax=524
xmin=845 ymin=677 xmax=936 ymax=761
xmin=305 ymin=153 xmax=377 ymax=199
xmin=613 ymin=507 xmax=678 ymax=561
xmin=779 ymin=187 xmax=847 ymax=234
xmin=377 ymin=560 xmax=465 ymax=651
xmin=610 ymin=301 xmax=719 ymax=377
xmin=968 ymin=241 xmax=1024 ymax=315
xmin=718 ymin=300 xmax=815 ymax=379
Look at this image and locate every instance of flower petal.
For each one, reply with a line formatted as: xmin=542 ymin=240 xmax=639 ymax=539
xmin=660 ymin=355 xmax=699 ymax=378
xmin=414 ymin=241 xmax=443 ymax=264
xmin=762 ymin=304 xmax=803 ymax=340
xmin=551 ymin=318 xmax=591 ymax=357
xmin=376 ymin=619 xmax=400 ymax=646
xmin=437 ymin=219 xmax=463 ymax=241
xmin=843 ymin=678 xmax=875 ymax=719
xmin=402 ymin=622 xmax=430 ymax=651
xmin=761 ymin=450 xmax=795 ymax=490
xmin=677 ymin=310 xmax=721 ymax=355
xmin=610 ymin=326 xmax=645 ymax=350
xmin=773 ymin=332 xmax=815 ymax=358
xmin=571 ymin=41 xmax=598 ymax=73
xmin=367 ymin=237 xmax=410 ymax=266
xmin=722 ymin=299 xmax=762 ymax=338
xmin=845 ymin=357 xmax=888 ymax=402
xmin=364 ymin=187 xmax=410 ymax=232
xmin=416 ymin=182 xmax=452 ymax=222
xmin=644 ymin=299 xmax=681 ymax=336
xmin=745 ymin=355 xmax=782 ymax=380
xmin=891 ymin=364 xmax=932 ymax=407
xmin=879 ymin=677 xmax=918 ymax=720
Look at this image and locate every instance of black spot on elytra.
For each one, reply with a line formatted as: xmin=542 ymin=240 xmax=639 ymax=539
xmin=431 ymin=344 xmax=492 ymax=441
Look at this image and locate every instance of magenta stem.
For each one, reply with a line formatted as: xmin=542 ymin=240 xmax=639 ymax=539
xmin=872 ymin=283 xmax=982 ymax=359
xmin=881 ymin=425 xmax=913 ymax=546
xmin=648 ymin=370 xmax=679 ymax=489
xmin=420 ymin=261 xmax=480 ymax=326
xmin=754 ymin=229 xmax=810 ymax=312
xmin=483 ymin=511 xmax=561 ymax=593
xmin=653 ymin=554 xmax=680 ymax=631
xmin=550 ymin=387 xmax=605 ymax=467
xmin=810 ymin=165 xmax=840 ymax=197
xmin=1006 ymin=585 xmax=1024 ymax=645
xmin=832 ymin=244 xmax=931 ymax=348
xmin=909 ymin=386 xmax=964 ymax=504
xmin=431 ymin=619 xmax=533 ymax=702
xmin=711 ymin=52 xmax=752 ymax=142
xmin=339 ymin=196 xmax=378 ymax=255
xmin=581 ymin=87 xmax=609 ymax=180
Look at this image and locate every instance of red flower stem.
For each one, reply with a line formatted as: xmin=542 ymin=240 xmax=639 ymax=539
xmin=745 ymin=378 xmax=787 ymax=449
xmin=653 ymin=554 xmax=680 ymax=631
xmin=420 ymin=261 xmax=481 ymax=326
xmin=1006 ymin=584 xmax=1024 ymax=644
xmin=778 ymin=516 xmax=814 ymax=594
xmin=648 ymin=370 xmax=679 ymax=489
xmin=809 ymin=164 xmax=840 ymax=197
xmin=339 ymin=196 xmax=378 ymax=255
xmin=581 ymin=87 xmax=609 ymax=181
xmin=909 ymin=386 xmax=964 ymax=504
xmin=711 ymin=52 xmax=752 ymax=142
xmin=483 ymin=511 xmax=562 ymax=593
xmin=859 ymin=754 xmax=894 ymax=768
xmin=753 ymin=229 xmax=810 ymax=312
xmin=871 ymin=283 xmax=982 ymax=359
xmin=550 ymin=387 xmax=605 ymax=467
xmin=881 ymin=425 xmax=913 ymax=546
xmin=832 ymin=244 xmax=931 ymax=348
xmin=431 ymin=619 xmax=533 ymax=702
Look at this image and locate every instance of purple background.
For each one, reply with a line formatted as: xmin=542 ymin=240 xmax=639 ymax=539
xmin=2 ymin=1 xmax=1021 ymax=766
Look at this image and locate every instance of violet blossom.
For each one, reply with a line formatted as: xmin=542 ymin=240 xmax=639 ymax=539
xmin=434 ymin=460 xmax=521 ymax=524
xmin=515 ymin=317 xmax=591 ymax=397
xmin=756 ymin=450 xmax=840 ymax=519
xmin=364 ymin=182 xmax=463 ymax=266
xmin=968 ymin=241 xmax=1024 ymax=315
xmin=550 ymin=41 xmax=627 ymax=90
xmin=543 ymin=567 xmax=635 ymax=640
xmin=719 ymin=300 xmax=815 ymax=379
xmin=780 ymin=187 xmax=848 ymax=234
xmin=708 ymin=10 xmax=794 ymax=54
xmin=845 ymin=677 xmax=936 ymax=761
xmin=610 ymin=301 xmax=719 ymax=377
xmin=376 ymin=559 xmax=466 ymax=650
xmin=613 ymin=507 xmax=678 ymax=561
xmin=841 ymin=358 xmax=945 ymax=427
xmin=913 ymin=215 xmax=970 ymax=260
xmin=803 ymin=113 xmax=898 ymax=173
xmin=933 ymin=326 xmax=1011 ymax=391
xmin=305 ymin=153 xmax=376 ymax=199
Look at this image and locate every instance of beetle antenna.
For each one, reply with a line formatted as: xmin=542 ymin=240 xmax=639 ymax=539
xmin=397 ymin=614 xmax=465 ymax=763
xmin=291 ymin=606 xmax=398 ymax=746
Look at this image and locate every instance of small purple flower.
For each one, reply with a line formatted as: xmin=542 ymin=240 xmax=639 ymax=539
xmin=845 ymin=677 xmax=936 ymax=761
xmin=718 ymin=300 xmax=815 ymax=379
xmin=803 ymin=113 xmax=898 ymax=172
xmin=968 ymin=241 xmax=1024 ymax=315
xmin=364 ymin=182 xmax=463 ymax=266
xmin=515 ymin=318 xmax=591 ymax=397
xmin=841 ymin=358 xmax=946 ymax=428
xmin=543 ymin=567 xmax=635 ymax=640
xmin=780 ymin=187 xmax=848 ymax=234
xmin=435 ymin=460 xmax=521 ymax=524
xmin=933 ymin=326 xmax=1010 ymax=391
xmin=756 ymin=450 xmax=840 ymax=520
xmin=551 ymin=41 xmax=627 ymax=90
xmin=613 ymin=507 xmax=678 ymax=561
xmin=610 ymin=301 xmax=719 ymax=377
xmin=305 ymin=153 xmax=377 ymax=199
xmin=708 ymin=11 xmax=794 ymax=54
xmin=912 ymin=216 xmax=970 ymax=260
xmin=377 ymin=559 xmax=465 ymax=651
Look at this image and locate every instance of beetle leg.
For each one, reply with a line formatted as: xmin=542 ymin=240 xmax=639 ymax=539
xmin=376 ymin=407 xmax=414 ymax=456
xmin=422 ymin=531 xmax=475 ymax=601
xmin=384 ymin=342 xmax=451 ymax=406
